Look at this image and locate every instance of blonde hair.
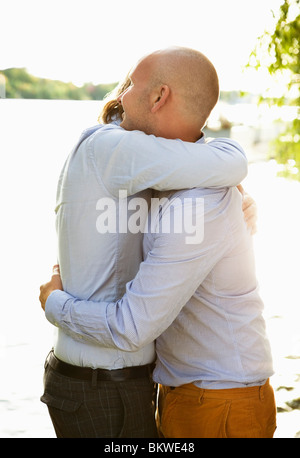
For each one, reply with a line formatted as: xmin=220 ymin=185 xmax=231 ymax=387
xmin=98 ymin=74 xmax=130 ymax=124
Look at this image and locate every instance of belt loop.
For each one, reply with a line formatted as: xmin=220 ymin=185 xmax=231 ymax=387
xmin=44 ymin=348 xmax=53 ymax=369
xmin=198 ymin=391 xmax=204 ymax=405
xmin=92 ymin=369 xmax=98 ymax=388
xmin=259 ymin=384 xmax=265 ymax=401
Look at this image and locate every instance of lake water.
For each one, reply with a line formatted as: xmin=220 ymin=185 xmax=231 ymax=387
xmin=0 ymin=99 xmax=104 ymax=437
xmin=0 ymin=99 xmax=299 ymax=438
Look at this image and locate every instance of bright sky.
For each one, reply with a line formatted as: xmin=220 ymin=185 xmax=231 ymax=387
xmin=1 ymin=0 xmax=283 ymax=91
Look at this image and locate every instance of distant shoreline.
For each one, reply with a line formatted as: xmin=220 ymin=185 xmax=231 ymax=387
xmin=0 ymin=67 xmax=251 ymax=103
xmin=0 ymin=67 xmax=118 ymax=100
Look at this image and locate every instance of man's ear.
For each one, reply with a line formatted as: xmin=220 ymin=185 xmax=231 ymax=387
xmin=151 ymin=85 xmax=170 ymax=113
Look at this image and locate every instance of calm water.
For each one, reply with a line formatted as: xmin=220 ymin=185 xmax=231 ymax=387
xmin=0 ymin=99 xmax=299 ymax=437
xmin=0 ymin=99 xmax=103 ymax=437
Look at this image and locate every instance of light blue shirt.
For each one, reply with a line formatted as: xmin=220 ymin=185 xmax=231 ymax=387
xmin=47 ymin=123 xmax=248 ymax=372
xmin=47 ymin=186 xmax=273 ymax=388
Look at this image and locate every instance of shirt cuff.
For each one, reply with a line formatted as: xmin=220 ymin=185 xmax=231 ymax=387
xmin=45 ymin=290 xmax=72 ymax=327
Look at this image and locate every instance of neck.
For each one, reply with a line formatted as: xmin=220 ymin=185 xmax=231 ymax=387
xmin=150 ymin=106 xmax=202 ymax=142
xmin=155 ymin=123 xmax=202 ymax=143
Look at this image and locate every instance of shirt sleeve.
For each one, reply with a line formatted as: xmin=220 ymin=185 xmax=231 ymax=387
xmin=88 ymin=125 xmax=247 ymax=197
xmin=45 ymin=190 xmax=233 ymax=349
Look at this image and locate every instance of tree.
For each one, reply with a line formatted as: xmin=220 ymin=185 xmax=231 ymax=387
xmin=248 ymin=0 xmax=300 ymax=179
xmin=0 ymin=67 xmax=118 ymax=101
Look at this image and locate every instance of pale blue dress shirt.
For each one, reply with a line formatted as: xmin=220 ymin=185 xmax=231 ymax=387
xmin=46 ymin=185 xmax=273 ymax=388
xmin=47 ymin=123 xmax=249 ymax=374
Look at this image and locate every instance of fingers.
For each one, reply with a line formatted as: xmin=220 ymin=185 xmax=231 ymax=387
xmin=236 ymin=184 xmax=245 ymax=196
xmin=52 ymin=264 xmax=60 ymax=276
xmin=242 ymin=192 xmax=256 ymax=208
xmin=39 ymin=265 xmax=62 ymax=312
xmin=245 ymin=215 xmax=257 ymax=235
xmin=241 ymin=194 xmax=258 ymax=235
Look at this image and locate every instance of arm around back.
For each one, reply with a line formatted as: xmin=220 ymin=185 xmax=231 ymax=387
xmin=89 ymin=125 xmax=247 ymax=197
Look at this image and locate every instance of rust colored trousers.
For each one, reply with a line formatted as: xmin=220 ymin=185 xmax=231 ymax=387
xmin=157 ymin=379 xmax=276 ymax=438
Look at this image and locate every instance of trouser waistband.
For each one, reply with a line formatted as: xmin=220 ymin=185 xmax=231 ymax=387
xmin=162 ymin=379 xmax=270 ymax=400
xmin=46 ymin=350 xmax=155 ymax=383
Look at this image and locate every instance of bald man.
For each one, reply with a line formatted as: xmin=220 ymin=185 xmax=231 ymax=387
xmin=118 ymin=47 xmax=219 ymax=142
xmin=39 ymin=47 xmax=259 ymax=438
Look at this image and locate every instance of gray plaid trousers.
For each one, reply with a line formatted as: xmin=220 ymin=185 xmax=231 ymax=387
xmin=41 ymin=356 xmax=158 ymax=438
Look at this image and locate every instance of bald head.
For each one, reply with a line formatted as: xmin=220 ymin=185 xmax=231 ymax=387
xmin=118 ymin=46 xmax=220 ymax=141
xmin=145 ymin=46 xmax=219 ymax=131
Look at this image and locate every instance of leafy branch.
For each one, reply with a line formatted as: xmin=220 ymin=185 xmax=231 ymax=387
xmin=248 ymin=0 xmax=300 ymax=179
